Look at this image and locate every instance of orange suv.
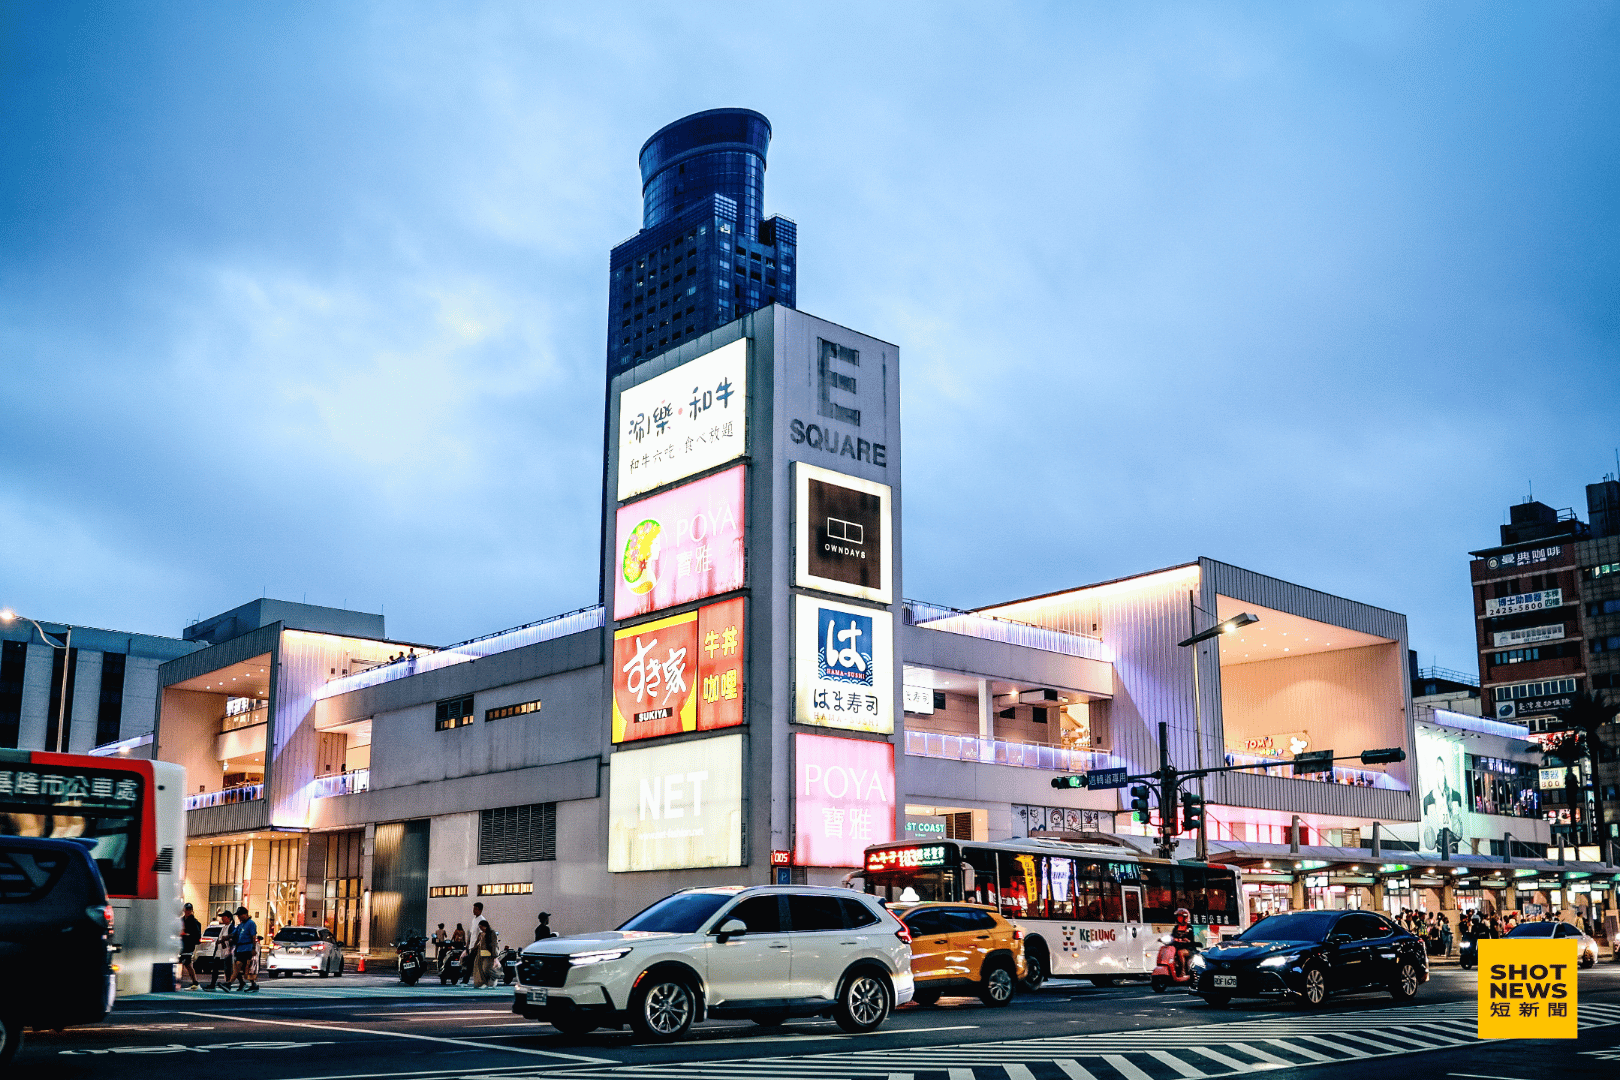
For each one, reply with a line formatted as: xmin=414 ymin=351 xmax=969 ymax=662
xmin=896 ymin=903 xmax=1025 ymax=1007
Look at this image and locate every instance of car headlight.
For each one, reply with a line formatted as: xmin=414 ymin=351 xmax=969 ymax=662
xmin=1258 ymin=953 xmax=1301 ymax=968
xmin=1189 ymin=954 xmax=1207 ymax=970
xmin=567 ymin=948 xmax=631 ymax=967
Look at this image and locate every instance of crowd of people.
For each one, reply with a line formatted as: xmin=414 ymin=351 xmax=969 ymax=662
xmin=424 ymin=905 xmax=558 ymax=986
xmin=174 ymin=902 xmax=262 ymax=992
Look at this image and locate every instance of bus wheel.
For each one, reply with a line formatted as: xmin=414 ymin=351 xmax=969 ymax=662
xmin=1021 ymin=942 xmax=1048 ymax=991
xmin=0 ymin=1012 xmax=22 ymax=1067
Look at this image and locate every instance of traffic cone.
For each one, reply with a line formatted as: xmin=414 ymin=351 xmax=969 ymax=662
xmin=357 ymin=954 xmax=366 ymax=974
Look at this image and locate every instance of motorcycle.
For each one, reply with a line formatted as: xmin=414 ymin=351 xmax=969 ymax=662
xmin=1150 ymin=937 xmax=1197 ymax=993
xmin=439 ymin=942 xmax=471 ymax=985
xmin=498 ymin=945 xmax=519 ymax=986
xmin=396 ymin=935 xmax=428 ymax=986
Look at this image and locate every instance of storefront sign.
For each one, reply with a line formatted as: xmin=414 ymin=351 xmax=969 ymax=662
xmin=1484 ymin=589 xmax=1563 ymax=617
xmin=902 ymin=684 xmax=934 ymax=714
xmin=903 ymin=815 xmax=947 ymax=839
xmin=1493 ymin=624 xmax=1565 ymax=648
xmin=614 ymin=465 xmax=745 ymax=620
xmin=793 ymin=463 xmax=892 ymax=604
xmin=612 ymin=598 xmax=745 ymax=742
xmin=794 ymin=733 xmax=895 ymax=867
xmin=1503 ymin=695 xmax=1575 ymax=721
xmin=1417 ymin=729 xmax=1466 ymax=853
xmin=1477 ymin=939 xmax=1577 ymax=1038
xmin=1539 ymin=767 xmax=1570 ymax=790
xmin=1233 ymin=731 xmax=1310 ymax=759
xmin=794 ymin=595 xmax=894 ymax=734
xmin=617 ymin=338 xmax=747 ymax=500
xmin=607 ymin=734 xmax=743 ymax=872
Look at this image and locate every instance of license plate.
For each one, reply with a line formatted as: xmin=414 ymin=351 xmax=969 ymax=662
xmin=1213 ymin=975 xmax=1237 ymax=988
xmin=528 ymin=988 xmax=547 ymax=1005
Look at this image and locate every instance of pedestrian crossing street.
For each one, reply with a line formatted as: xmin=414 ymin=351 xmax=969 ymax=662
xmin=507 ymin=1000 xmax=1620 ymax=1080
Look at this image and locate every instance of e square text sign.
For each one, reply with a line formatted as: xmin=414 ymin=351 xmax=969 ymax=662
xmin=1477 ymin=939 xmax=1576 ymax=1039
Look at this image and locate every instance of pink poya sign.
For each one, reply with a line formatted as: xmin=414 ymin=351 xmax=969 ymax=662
xmin=614 ymin=465 xmax=746 ymax=621
xmin=793 ymin=733 xmax=895 ymax=867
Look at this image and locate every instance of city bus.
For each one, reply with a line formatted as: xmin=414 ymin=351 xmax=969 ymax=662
xmin=859 ymin=836 xmax=1242 ymax=986
xmin=0 ymin=750 xmax=185 ymax=995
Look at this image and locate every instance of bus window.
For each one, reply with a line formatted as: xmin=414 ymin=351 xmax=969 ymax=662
xmin=962 ymin=846 xmax=998 ymax=907
xmin=1048 ymin=857 xmax=1075 ymax=918
xmin=1074 ymin=859 xmax=1121 ymax=922
xmin=1001 ymin=853 xmax=1038 ymax=918
xmin=1139 ymin=864 xmax=1177 ymax=923
xmin=1181 ymin=865 xmax=1209 ymax=921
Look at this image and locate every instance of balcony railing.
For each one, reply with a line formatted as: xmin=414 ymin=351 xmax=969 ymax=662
xmin=905 ymin=729 xmax=1122 ymax=773
xmin=313 ymin=605 xmax=606 ymax=700
xmin=1221 ymin=752 xmax=1406 ymax=790
xmin=310 ymin=769 xmax=370 ymax=799
xmin=903 ymin=600 xmax=1113 ymax=663
xmin=184 ymin=784 xmax=263 ymax=811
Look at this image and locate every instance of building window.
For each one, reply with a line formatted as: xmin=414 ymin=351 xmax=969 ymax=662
xmin=208 ymin=843 xmax=246 ymax=908
xmin=0 ymin=640 xmax=25 ymax=750
xmin=321 ymin=829 xmax=365 ymax=946
xmin=1494 ymin=678 xmax=1578 ymax=701
xmin=429 ymin=885 xmax=468 ymax=898
xmin=486 ymin=699 xmax=541 ymax=722
xmin=1591 ymin=563 xmax=1620 ymax=580
xmin=95 ymin=651 xmax=126 ymax=747
xmin=477 ymin=881 xmax=534 ymax=896
xmin=267 ymin=837 xmax=301 ymax=931
xmin=435 ymin=695 xmax=475 ymax=731
xmin=1587 ymin=599 xmax=1620 ymax=617
xmin=1593 ymin=635 xmax=1620 ymax=654
xmin=478 ymin=803 xmax=557 ymax=865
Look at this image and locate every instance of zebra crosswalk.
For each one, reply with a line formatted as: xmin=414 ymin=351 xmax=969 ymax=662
xmin=492 ymin=1000 xmax=1620 ymax=1080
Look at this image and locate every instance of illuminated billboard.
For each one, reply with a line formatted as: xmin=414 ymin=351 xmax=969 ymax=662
xmin=1416 ymin=728 xmax=1466 ymax=853
xmin=794 ymin=733 xmax=895 ymax=867
xmin=794 ymin=463 xmax=892 ymax=604
xmin=614 ymin=464 xmax=745 ymax=621
xmin=608 ymin=733 xmax=744 ymax=872
xmin=794 ymin=594 xmax=894 ymax=734
xmin=617 ymin=338 xmax=747 ymax=501
xmin=612 ymin=598 xmax=745 ymax=743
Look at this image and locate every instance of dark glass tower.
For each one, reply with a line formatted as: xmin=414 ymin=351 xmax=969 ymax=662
xmin=607 ymin=108 xmax=797 ymax=377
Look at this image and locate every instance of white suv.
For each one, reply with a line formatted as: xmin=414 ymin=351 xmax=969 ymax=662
xmin=512 ymin=885 xmax=914 ymax=1041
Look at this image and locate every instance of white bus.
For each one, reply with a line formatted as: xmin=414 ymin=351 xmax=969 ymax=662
xmin=0 ymin=751 xmax=186 ymax=995
xmin=859 ymin=835 xmax=1242 ymax=986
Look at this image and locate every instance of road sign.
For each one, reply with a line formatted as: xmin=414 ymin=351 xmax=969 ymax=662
xmin=1292 ymin=749 xmax=1335 ymax=776
xmin=1086 ymin=767 xmax=1129 ymax=789
xmin=1478 ymin=939 xmax=1576 ymax=1039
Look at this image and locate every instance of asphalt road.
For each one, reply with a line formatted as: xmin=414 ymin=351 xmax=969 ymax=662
xmin=15 ymin=964 xmax=1620 ymax=1079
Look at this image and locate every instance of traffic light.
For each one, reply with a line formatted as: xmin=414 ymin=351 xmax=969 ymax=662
xmin=1181 ymin=792 xmax=1205 ymax=832
xmin=1129 ymin=785 xmax=1151 ymax=823
xmin=1051 ymin=775 xmax=1086 ymax=790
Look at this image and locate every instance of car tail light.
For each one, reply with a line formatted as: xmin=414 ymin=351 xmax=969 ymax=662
xmin=1012 ymin=926 xmax=1024 ymax=941
xmin=895 ymin=925 xmax=912 ymax=945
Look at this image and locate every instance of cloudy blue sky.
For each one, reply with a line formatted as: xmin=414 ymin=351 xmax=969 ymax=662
xmin=3 ymin=2 xmax=1616 ymax=670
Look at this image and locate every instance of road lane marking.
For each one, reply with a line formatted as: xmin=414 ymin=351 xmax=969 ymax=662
xmin=1003 ymin=1065 xmax=1037 ymax=1080
xmin=1264 ymin=1038 xmax=1330 ymax=1062
xmin=948 ymin=1070 xmax=975 ymax=1080
xmin=179 ymin=1012 xmax=614 ymax=1064
xmin=1186 ymin=1045 xmax=1262 ymax=1072
xmin=1147 ymin=1049 xmax=1209 ymax=1077
xmin=1102 ymin=1055 xmax=1157 ymax=1080
xmin=1224 ymin=1043 xmax=1293 ymax=1066
xmin=1295 ymin=1034 xmax=1369 ymax=1058
xmin=1054 ymin=1060 xmax=1099 ymax=1080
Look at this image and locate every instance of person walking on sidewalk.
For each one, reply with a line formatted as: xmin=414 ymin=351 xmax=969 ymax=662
xmin=534 ymin=912 xmax=555 ymax=942
xmin=231 ymin=907 xmax=260 ymax=992
xmin=205 ymin=911 xmax=234 ymax=990
xmin=178 ymin=903 xmax=202 ymax=990
xmin=471 ymin=920 xmax=497 ymax=987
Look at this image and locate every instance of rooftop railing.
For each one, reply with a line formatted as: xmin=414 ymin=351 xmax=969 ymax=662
xmin=902 ymin=600 xmax=1113 ymax=664
xmin=1416 ymin=704 xmax=1531 ymax=741
xmin=1417 ymin=665 xmax=1479 ymax=687
xmin=313 ymin=606 xmax=605 ymax=700
xmin=310 ymin=769 xmax=370 ymax=799
xmin=184 ymin=784 xmax=263 ymax=811
xmin=905 ymin=729 xmax=1122 ymax=774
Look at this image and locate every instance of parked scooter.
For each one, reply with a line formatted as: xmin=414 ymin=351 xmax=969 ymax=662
xmin=396 ymin=935 xmax=428 ymax=986
xmin=1150 ymin=936 xmax=1197 ymax=993
xmin=439 ymin=941 xmax=471 ymax=985
xmin=498 ymin=945 xmax=519 ymax=986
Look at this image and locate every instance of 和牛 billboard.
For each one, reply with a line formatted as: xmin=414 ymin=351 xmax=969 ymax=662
xmin=794 ymin=733 xmax=895 ymax=868
xmin=608 ymin=734 xmax=744 ymax=872
xmin=614 ymin=465 xmax=745 ymax=620
xmin=618 ymin=338 xmax=747 ymax=501
xmin=612 ymin=597 xmax=745 ymax=743
xmin=793 ymin=594 xmax=894 ymax=734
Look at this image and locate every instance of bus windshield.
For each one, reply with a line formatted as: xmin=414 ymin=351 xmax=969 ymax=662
xmin=0 ymin=762 xmax=145 ymax=896
xmin=864 ymin=843 xmax=957 ymax=903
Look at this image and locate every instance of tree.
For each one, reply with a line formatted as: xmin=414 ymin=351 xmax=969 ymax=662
xmin=1545 ymin=732 xmax=1587 ymax=843
xmin=1551 ymin=692 xmax=1620 ymax=852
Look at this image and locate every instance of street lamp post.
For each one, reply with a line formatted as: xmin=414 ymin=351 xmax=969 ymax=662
xmin=1177 ymin=598 xmax=1259 ymax=862
xmin=0 ymin=609 xmax=72 ymax=752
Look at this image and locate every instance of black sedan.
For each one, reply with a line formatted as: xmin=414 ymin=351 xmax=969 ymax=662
xmin=1189 ymin=910 xmax=1428 ymax=1008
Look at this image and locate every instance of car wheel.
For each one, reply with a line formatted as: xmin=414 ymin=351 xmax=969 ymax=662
xmin=1580 ymin=951 xmax=1595 ymax=970
xmin=1201 ymin=994 xmax=1231 ymax=1008
xmin=1089 ymin=976 xmax=1117 ymax=988
xmin=979 ymin=961 xmax=1016 ymax=1007
xmin=551 ymin=1017 xmax=598 ymax=1037
xmin=0 ymin=1011 xmax=22 ymax=1067
xmin=1151 ymin=976 xmax=1168 ymax=993
xmin=629 ymin=975 xmax=696 ymax=1042
xmin=1021 ymin=943 xmax=1048 ymax=991
xmin=1389 ymin=960 xmax=1420 ymax=1003
xmin=834 ymin=970 xmax=892 ymax=1033
xmin=1300 ymin=964 xmax=1328 ymax=1008
xmin=750 ymin=1011 xmax=790 ymax=1027
xmin=319 ymin=968 xmax=329 ymax=978
xmin=911 ymin=987 xmax=941 ymax=1007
